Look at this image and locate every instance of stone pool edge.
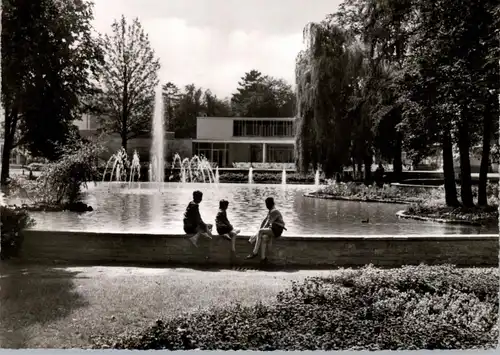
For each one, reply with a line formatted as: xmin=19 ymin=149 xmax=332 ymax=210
xmin=13 ymin=230 xmax=499 ymax=269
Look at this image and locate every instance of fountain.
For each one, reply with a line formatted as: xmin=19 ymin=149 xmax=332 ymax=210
xmin=170 ymin=153 xmax=217 ymax=183
xmin=150 ymin=85 xmax=165 ymax=188
xmin=215 ymin=167 xmax=220 ymax=184
xmin=102 ymin=148 xmax=142 ymax=187
xmin=102 ymin=148 xmax=129 ymax=185
xmin=281 ymin=167 xmax=287 ymax=185
xmin=314 ymin=169 xmax=320 ymax=186
xmin=128 ymin=151 xmax=141 ymax=187
xmin=248 ymin=166 xmax=254 ymax=184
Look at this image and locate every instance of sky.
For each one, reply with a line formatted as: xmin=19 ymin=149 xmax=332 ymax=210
xmin=91 ymin=0 xmax=342 ymax=99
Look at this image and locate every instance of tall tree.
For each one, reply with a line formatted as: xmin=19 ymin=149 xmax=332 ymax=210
xmin=95 ymin=15 xmax=160 ymax=151
xmin=295 ymin=21 xmax=365 ymax=178
xmin=405 ymin=0 xmax=496 ymax=207
xmin=203 ymin=90 xmax=232 ymax=117
xmin=162 ymin=82 xmax=181 ymax=132
xmin=231 ymin=70 xmax=295 ymax=117
xmin=1 ymin=0 xmax=102 ymax=187
xmin=476 ymin=1 xmax=499 ymax=206
xmin=336 ymin=0 xmax=418 ymax=180
xmin=162 ymin=83 xmax=232 ymax=138
xmin=173 ymin=84 xmax=204 ymax=138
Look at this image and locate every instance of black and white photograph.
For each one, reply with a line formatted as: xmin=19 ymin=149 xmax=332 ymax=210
xmin=0 ymin=0 xmax=498 ymax=351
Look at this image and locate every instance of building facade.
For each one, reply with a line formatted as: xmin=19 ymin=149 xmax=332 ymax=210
xmin=193 ymin=117 xmax=296 ymax=167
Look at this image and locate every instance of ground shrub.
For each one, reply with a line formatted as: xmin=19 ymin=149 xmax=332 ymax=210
xmin=0 ymin=205 xmax=35 ymax=259
xmin=34 ymin=139 xmax=103 ymax=205
xmin=317 ymin=182 xmax=438 ymax=203
xmin=95 ymin=265 xmax=498 ymax=350
xmin=218 ymin=172 xmax=317 ymax=184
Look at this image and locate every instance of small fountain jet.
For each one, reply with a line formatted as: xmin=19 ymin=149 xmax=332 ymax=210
xmin=171 ymin=153 xmax=217 ymax=183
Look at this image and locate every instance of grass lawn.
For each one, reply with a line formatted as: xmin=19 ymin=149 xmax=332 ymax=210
xmin=0 ymin=263 xmax=333 ymax=348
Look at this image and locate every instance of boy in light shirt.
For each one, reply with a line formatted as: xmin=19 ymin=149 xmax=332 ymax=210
xmin=247 ymin=197 xmax=286 ymax=263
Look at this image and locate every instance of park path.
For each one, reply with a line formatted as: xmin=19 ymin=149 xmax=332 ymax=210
xmin=0 ymin=264 xmax=335 ymax=349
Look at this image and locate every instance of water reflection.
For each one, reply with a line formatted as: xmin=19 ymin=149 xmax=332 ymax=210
xmin=26 ymin=183 xmax=496 ymax=235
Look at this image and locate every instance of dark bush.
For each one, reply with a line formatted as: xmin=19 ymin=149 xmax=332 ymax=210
xmin=218 ymin=172 xmax=317 ymax=184
xmin=0 ymin=206 xmax=35 ymax=260
xmin=94 ymin=265 xmax=498 ymax=350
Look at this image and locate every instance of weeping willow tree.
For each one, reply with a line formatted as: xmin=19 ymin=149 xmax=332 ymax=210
xmin=295 ymin=20 xmax=366 ymax=178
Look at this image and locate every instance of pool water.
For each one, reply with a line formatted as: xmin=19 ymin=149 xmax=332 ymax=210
xmin=26 ymin=182 xmax=497 ymax=235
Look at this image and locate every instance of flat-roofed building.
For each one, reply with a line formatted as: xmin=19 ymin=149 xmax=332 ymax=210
xmin=194 ymin=116 xmax=296 ymax=167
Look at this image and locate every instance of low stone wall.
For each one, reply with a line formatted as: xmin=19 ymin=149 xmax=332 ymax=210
xmin=16 ymin=230 xmax=498 ymax=268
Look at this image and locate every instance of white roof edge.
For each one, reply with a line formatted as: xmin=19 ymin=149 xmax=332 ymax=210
xmin=197 ymin=116 xmax=296 ymax=120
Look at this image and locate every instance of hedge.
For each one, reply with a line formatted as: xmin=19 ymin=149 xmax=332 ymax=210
xmin=94 ymin=265 xmax=498 ymax=350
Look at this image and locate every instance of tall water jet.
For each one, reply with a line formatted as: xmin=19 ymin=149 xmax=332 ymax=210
xmin=215 ymin=167 xmax=220 ymax=183
xmin=128 ymin=150 xmax=141 ymax=187
xmin=314 ymin=169 xmax=320 ymax=186
xmin=150 ymin=85 xmax=165 ymax=189
xmin=281 ymin=167 xmax=287 ymax=185
xmin=248 ymin=166 xmax=254 ymax=184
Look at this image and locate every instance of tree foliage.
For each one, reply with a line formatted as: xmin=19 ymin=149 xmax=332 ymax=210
xmin=296 ymin=0 xmax=498 ymax=204
xmin=162 ymin=83 xmax=232 ymax=139
xmin=34 ymin=136 xmax=103 ymax=205
xmin=95 ymin=15 xmax=160 ymax=150
xmin=1 ymin=0 xmax=102 ymax=186
xmin=295 ymin=21 xmax=370 ymax=178
xmin=231 ymin=70 xmax=295 ymax=118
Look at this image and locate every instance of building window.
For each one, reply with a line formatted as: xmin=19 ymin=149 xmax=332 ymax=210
xmin=233 ymin=120 xmax=295 ymax=137
xmin=267 ymin=144 xmax=294 ymax=163
xmin=193 ymin=142 xmax=229 ymax=167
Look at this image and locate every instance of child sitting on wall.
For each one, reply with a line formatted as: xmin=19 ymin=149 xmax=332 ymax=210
xmin=215 ymin=199 xmax=241 ymax=253
xmin=247 ymin=197 xmax=286 ymax=264
xmin=183 ymin=190 xmax=213 ymax=247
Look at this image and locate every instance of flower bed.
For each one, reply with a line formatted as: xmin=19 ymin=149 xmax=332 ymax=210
xmin=402 ymin=205 xmax=499 ymax=226
xmin=93 ymin=265 xmax=498 ymax=350
xmin=311 ymin=182 xmax=437 ymax=204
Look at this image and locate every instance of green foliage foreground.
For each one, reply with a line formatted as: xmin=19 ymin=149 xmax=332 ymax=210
xmin=0 ymin=206 xmax=35 ymax=260
xmin=33 ymin=139 xmax=103 ymax=205
xmin=94 ymin=265 xmax=498 ymax=350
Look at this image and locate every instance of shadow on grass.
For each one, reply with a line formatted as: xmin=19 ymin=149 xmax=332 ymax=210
xmin=0 ymin=262 xmax=89 ymax=348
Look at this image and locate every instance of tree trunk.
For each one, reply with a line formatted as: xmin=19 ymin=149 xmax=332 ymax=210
xmin=441 ymin=130 xmax=459 ymax=207
xmin=457 ymin=119 xmax=474 ymax=207
xmin=0 ymin=108 xmax=19 ymax=189
xmin=121 ymin=134 xmax=128 ymax=152
xmin=392 ymin=133 xmax=403 ymax=182
xmin=478 ymin=103 xmax=494 ymax=206
xmin=357 ymin=161 xmax=362 ymax=181
xmin=363 ymin=155 xmax=372 ymax=185
xmin=121 ymin=66 xmax=128 ymax=152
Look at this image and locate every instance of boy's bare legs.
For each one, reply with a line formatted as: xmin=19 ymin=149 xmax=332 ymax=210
xmin=228 ymin=229 xmax=240 ymax=253
xmin=189 ymin=225 xmax=213 ymax=247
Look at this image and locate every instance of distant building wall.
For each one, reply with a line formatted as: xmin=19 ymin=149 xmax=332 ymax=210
xmin=197 ymin=117 xmax=233 ymax=139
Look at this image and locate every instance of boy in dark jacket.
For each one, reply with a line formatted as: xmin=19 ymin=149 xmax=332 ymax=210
xmin=215 ymin=199 xmax=241 ymax=253
xmin=183 ymin=190 xmax=212 ymax=247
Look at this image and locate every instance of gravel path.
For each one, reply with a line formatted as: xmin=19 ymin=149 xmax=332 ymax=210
xmin=0 ymin=264 xmax=335 ymax=348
